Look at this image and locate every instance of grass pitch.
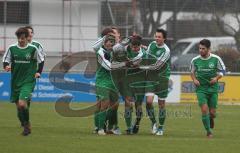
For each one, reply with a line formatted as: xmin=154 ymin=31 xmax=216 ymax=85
xmin=0 ymin=102 xmax=239 ymax=153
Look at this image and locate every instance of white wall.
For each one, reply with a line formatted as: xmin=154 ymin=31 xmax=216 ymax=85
xmin=0 ymin=0 xmax=100 ymax=53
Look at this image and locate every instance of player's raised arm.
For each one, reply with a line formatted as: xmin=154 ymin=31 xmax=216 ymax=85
xmin=111 ymin=36 xmax=131 ymax=56
xmin=97 ymin=34 xmax=128 ymax=70
xmin=92 ymin=27 xmax=115 ymax=52
xmin=92 ymin=36 xmax=106 ymax=52
xmin=2 ymin=47 xmax=12 ymax=72
xmin=97 ymin=49 xmax=126 ymax=70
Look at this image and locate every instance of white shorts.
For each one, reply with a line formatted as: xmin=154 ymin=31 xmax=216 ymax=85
xmin=145 ymin=93 xmax=166 ymax=101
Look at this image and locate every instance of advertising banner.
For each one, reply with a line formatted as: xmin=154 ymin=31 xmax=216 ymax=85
xmin=180 ymin=75 xmax=240 ymax=103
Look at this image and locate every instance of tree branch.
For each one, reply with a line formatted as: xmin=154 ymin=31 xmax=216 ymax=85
xmin=215 ymin=15 xmax=236 ymax=36
xmin=234 ymin=12 xmax=240 ymax=27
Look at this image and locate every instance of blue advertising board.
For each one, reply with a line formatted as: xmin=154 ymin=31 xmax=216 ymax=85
xmin=0 ymin=72 xmax=97 ymax=102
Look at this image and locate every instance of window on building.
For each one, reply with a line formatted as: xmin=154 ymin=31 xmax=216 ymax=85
xmin=0 ymin=2 xmax=3 ymax=23
xmin=0 ymin=1 xmax=29 ymax=24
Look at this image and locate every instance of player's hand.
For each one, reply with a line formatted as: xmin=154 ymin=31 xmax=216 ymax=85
xmin=131 ymin=63 xmax=140 ymax=68
xmin=210 ymin=77 xmax=218 ymax=85
xmin=4 ymin=66 xmax=11 ymax=72
xmin=193 ymin=79 xmax=200 ymax=86
xmin=125 ymin=61 xmax=133 ymax=67
xmin=35 ymin=73 xmax=41 ymax=78
xmin=141 ymin=45 xmax=148 ymax=50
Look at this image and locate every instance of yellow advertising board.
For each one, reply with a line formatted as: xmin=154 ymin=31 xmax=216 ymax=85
xmin=180 ymin=75 xmax=240 ymax=103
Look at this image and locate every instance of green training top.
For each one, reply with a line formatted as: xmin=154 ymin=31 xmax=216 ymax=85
xmin=96 ymin=47 xmax=125 ymax=90
xmin=190 ymin=53 xmax=226 ymax=93
xmin=146 ymin=41 xmax=171 ymax=76
xmin=2 ymin=43 xmax=45 ymax=89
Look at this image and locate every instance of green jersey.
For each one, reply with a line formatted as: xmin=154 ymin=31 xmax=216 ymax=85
xmin=110 ymin=43 xmax=129 ymax=80
xmin=146 ymin=41 xmax=170 ymax=75
xmin=96 ymin=47 xmax=126 ymax=90
xmin=31 ymin=40 xmax=46 ymax=59
xmin=126 ymin=46 xmax=145 ymax=74
xmin=125 ymin=46 xmax=147 ymax=97
xmin=190 ymin=53 xmax=226 ymax=93
xmin=2 ymin=43 xmax=45 ymax=89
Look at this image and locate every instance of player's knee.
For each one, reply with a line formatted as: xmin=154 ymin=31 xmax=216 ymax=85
xmin=125 ymin=96 xmax=133 ymax=102
xmin=18 ymin=100 xmax=26 ymax=108
xmin=125 ymin=102 xmax=131 ymax=108
xmin=100 ymin=101 xmax=109 ymax=110
xmin=146 ymin=101 xmax=152 ymax=106
xmin=158 ymin=103 xmax=165 ymax=109
xmin=200 ymin=104 xmax=209 ymax=114
xmin=124 ymin=97 xmax=132 ymax=107
xmin=146 ymin=98 xmax=153 ymax=105
xmin=158 ymin=99 xmax=165 ymax=108
xmin=110 ymin=102 xmax=119 ymax=110
xmin=210 ymin=111 xmax=216 ymax=118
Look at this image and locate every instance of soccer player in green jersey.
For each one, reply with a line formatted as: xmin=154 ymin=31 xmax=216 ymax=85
xmin=2 ymin=27 xmax=45 ymax=136
xmin=92 ymin=27 xmax=117 ymax=134
xmin=118 ymin=35 xmax=146 ymax=134
xmin=104 ymin=27 xmax=122 ymax=134
xmin=95 ymin=34 xmax=129 ymax=135
xmin=128 ymin=35 xmax=147 ymax=134
xmin=190 ymin=39 xmax=226 ymax=138
xmin=25 ymin=26 xmax=46 ymax=59
xmin=144 ymin=28 xmax=170 ymax=136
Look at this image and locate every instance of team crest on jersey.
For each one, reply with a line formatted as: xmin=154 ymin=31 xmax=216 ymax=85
xmin=156 ymin=50 xmax=161 ymax=56
xmin=209 ymin=62 xmax=214 ymax=68
xmin=25 ymin=53 xmax=31 ymax=60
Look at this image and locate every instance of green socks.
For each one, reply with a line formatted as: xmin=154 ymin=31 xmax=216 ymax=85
xmin=135 ymin=107 xmax=143 ymax=125
xmin=106 ymin=108 xmax=113 ymax=130
xmin=109 ymin=109 xmax=118 ymax=129
xmin=17 ymin=107 xmax=29 ymax=126
xmin=98 ymin=110 xmax=107 ymax=130
xmin=146 ymin=104 xmax=156 ymax=124
xmin=202 ymin=114 xmax=211 ymax=132
xmin=94 ymin=111 xmax=100 ymax=128
xmin=96 ymin=108 xmax=118 ymax=130
xmin=124 ymin=108 xmax=132 ymax=128
xmin=23 ymin=108 xmax=29 ymax=124
xmin=158 ymin=108 xmax=166 ymax=130
xmin=17 ymin=108 xmax=25 ymax=126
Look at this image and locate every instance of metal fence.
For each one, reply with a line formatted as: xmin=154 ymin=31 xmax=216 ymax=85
xmin=0 ymin=0 xmax=240 ymax=72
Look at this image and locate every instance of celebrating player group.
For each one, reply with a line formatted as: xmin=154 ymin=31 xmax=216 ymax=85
xmin=92 ymin=26 xmax=225 ymax=138
xmin=2 ymin=26 xmax=225 ymax=138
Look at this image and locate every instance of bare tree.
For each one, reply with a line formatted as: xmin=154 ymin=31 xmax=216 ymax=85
xmin=137 ymin=0 xmax=189 ymax=38
xmin=211 ymin=0 xmax=240 ymax=50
